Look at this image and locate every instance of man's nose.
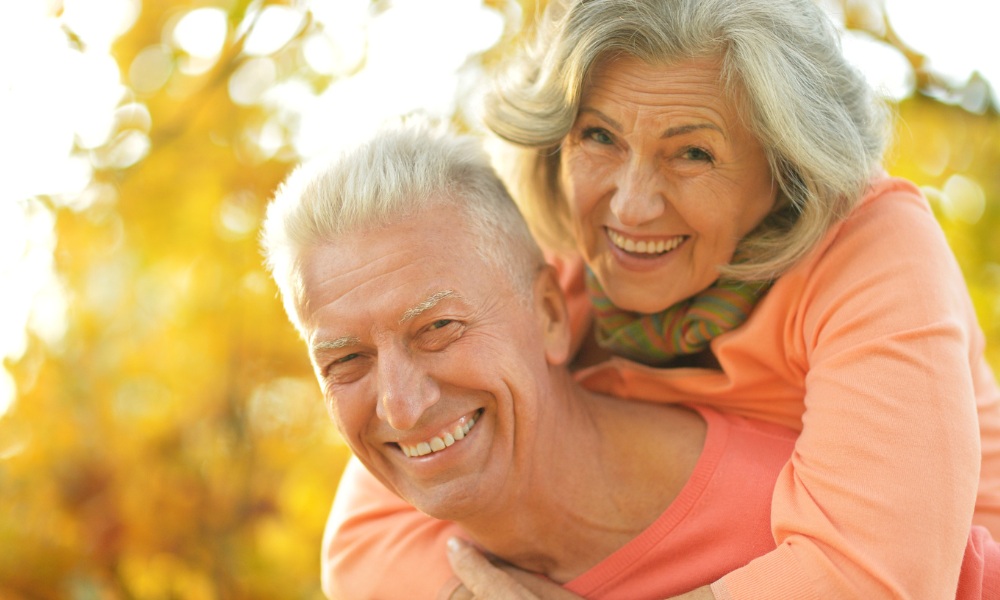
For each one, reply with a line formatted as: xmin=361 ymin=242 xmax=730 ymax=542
xmin=610 ymin=157 xmax=666 ymax=227
xmin=374 ymin=346 xmax=440 ymax=431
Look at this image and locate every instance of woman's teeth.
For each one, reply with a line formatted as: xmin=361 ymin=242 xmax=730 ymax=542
xmin=608 ymin=230 xmax=685 ymax=255
xmin=400 ymin=411 xmax=479 ymax=458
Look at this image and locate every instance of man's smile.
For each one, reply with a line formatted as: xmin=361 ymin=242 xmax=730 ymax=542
xmin=397 ymin=408 xmax=483 ymax=457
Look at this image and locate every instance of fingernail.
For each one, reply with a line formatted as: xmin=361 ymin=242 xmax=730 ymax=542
xmin=447 ymin=537 xmax=464 ymax=553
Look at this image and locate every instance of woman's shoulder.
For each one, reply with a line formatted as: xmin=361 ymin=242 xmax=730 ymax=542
xmin=845 ymin=175 xmax=938 ymax=231
xmin=783 ymin=175 xmax=958 ymax=287
xmin=764 ymin=174 xmax=974 ymax=344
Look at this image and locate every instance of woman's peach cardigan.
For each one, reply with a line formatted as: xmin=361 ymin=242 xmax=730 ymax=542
xmin=321 ymin=177 xmax=1000 ymax=600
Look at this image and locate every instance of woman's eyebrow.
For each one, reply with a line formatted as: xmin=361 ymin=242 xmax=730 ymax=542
xmin=661 ymin=123 xmax=723 ymax=138
xmin=400 ymin=290 xmax=462 ymax=323
xmin=578 ymin=108 xmax=723 ymax=139
xmin=578 ymin=107 xmax=622 ymax=132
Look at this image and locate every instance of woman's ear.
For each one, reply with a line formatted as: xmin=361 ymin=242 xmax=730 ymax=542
xmin=532 ymin=264 xmax=572 ymax=366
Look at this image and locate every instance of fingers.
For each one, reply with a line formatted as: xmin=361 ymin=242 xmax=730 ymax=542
xmin=446 ymin=537 xmax=537 ymax=600
xmin=448 ymin=585 xmax=475 ymax=600
xmin=495 ymin=564 xmax=573 ymax=598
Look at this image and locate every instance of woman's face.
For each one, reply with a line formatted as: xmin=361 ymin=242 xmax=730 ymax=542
xmin=559 ymin=56 xmax=776 ymax=314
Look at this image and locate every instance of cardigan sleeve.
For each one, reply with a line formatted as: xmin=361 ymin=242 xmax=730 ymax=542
xmin=321 ymin=457 xmax=462 ymax=600
xmin=720 ymin=181 xmax=983 ymax=599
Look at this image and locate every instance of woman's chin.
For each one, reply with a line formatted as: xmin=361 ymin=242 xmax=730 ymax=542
xmin=600 ymin=276 xmax=685 ymax=314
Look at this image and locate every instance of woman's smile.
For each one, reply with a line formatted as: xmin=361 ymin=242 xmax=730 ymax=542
xmin=605 ymin=227 xmax=687 ymax=256
xmin=604 ymin=227 xmax=690 ymax=274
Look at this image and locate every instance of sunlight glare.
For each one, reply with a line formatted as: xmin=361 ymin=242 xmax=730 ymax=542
xmin=0 ymin=1 xmax=126 ymax=417
xmin=61 ymin=0 xmax=140 ymax=51
xmin=292 ymin=0 xmax=505 ymax=158
xmin=886 ymin=0 xmax=1000 ymax=94
xmin=0 ymin=368 xmax=14 ymax=419
xmin=840 ymin=30 xmax=916 ymax=102
xmin=308 ymin=0 xmax=367 ymax=77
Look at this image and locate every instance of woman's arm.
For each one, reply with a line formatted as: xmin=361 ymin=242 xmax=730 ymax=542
xmin=717 ymin=181 xmax=984 ymax=599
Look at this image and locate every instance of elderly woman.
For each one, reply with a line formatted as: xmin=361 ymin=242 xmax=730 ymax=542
xmin=321 ymin=0 xmax=1000 ymax=599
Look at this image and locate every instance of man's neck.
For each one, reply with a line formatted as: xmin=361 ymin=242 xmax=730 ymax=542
xmin=455 ymin=368 xmax=706 ymax=583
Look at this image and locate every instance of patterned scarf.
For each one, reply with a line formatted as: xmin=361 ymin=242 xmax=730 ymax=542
xmin=585 ymin=267 xmax=770 ymax=367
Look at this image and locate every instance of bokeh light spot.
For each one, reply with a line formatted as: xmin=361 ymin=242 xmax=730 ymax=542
xmin=172 ymin=8 xmax=228 ymax=60
xmin=129 ymin=45 xmax=174 ymax=94
xmin=242 ymin=5 xmax=307 ymax=57
xmin=229 ymin=57 xmax=278 ymax=106
xmin=942 ymin=174 xmax=986 ymax=225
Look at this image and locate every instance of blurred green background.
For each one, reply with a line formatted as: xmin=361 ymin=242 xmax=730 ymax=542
xmin=0 ymin=0 xmax=997 ymax=598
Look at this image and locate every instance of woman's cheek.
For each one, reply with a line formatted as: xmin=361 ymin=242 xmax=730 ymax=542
xmin=564 ymin=152 xmax=608 ymax=217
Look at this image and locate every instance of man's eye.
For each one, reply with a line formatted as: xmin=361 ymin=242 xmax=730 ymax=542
xmin=421 ymin=319 xmax=463 ymax=352
xmin=584 ymin=128 xmax=614 ymax=145
xmin=683 ymin=147 xmax=714 ymax=162
xmin=334 ymin=353 xmax=359 ymax=364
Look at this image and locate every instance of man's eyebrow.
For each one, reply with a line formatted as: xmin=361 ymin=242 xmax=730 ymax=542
xmin=400 ymin=290 xmax=461 ymax=323
xmin=312 ymin=336 xmax=361 ymax=353
xmin=661 ymin=123 xmax=723 ymax=139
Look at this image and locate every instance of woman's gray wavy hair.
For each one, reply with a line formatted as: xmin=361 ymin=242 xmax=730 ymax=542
xmin=484 ymin=0 xmax=891 ymax=281
xmin=261 ymin=119 xmax=544 ymax=334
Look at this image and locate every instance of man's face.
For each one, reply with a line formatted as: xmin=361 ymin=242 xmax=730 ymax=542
xmin=298 ymin=203 xmax=563 ymax=520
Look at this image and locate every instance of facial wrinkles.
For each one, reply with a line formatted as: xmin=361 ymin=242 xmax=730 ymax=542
xmin=582 ymin=68 xmax=731 ymax=138
xmin=304 ymin=250 xmax=433 ymax=342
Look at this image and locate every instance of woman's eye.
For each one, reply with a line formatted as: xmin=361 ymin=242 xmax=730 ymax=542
xmin=428 ymin=319 xmax=453 ymax=330
xmin=584 ymin=128 xmax=614 ymax=145
xmin=683 ymin=147 xmax=714 ymax=162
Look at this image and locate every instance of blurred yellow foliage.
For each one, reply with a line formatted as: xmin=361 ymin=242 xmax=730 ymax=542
xmin=0 ymin=1 xmax=997 ymax=599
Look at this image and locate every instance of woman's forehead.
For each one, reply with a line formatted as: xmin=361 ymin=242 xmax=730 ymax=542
xmin=579 ymin=56 xmax=751 ymax=134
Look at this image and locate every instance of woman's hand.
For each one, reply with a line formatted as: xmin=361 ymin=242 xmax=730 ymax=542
xmin=445 ymin=537 xmax=716 ymax=600
xmin=446 ymin=537 xmax=586 ymax=600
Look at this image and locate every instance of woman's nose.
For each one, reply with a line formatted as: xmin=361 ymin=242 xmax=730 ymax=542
xmin=610 ymin=158 xmax=666 ymax=226
xmin=375 ymin=346 xmax=441 ymax=431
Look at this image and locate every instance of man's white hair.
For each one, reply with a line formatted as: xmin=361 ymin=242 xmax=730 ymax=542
xmin=260 ymin=119 xmax=545 ymax=334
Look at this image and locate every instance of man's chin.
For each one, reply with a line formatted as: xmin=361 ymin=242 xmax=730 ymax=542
xmin=398 ymin=480 xmax=489 ymax=522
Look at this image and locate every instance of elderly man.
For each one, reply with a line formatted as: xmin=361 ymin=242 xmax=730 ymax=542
xmin=261 ymin=122 xmax=998 ymax=600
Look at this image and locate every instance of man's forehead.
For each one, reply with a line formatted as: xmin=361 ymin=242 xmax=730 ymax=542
xmin=299 ymin=207 xmax=501 ymax=345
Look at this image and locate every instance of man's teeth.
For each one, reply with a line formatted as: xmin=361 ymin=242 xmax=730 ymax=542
xmin=401 ymin=412 xmax=478 ymax=458
xmin=608 ymin=230 xmax=684 ymax=255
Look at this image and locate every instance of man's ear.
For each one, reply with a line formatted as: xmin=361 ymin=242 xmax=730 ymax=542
xmin=532 ymin=264 xmax=572 ymax=366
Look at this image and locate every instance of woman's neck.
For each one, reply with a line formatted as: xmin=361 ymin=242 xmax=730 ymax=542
xmin=456 ymin=378 xmax=707 ymax=583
